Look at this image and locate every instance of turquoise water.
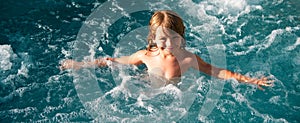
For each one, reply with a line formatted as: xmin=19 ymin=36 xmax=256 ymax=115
xmin=1 ymin=0 xmax=299 ymax=122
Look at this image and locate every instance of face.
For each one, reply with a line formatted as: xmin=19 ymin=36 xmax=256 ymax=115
xmin=154 ymin=26 xmax=182 ymax=52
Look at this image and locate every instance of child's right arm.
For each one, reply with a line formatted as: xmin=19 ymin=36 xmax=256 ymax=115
xmin=109 ymin=50 xmax=145 ymax=65
xmin=60 ymin=58 xmax=107 ymax=70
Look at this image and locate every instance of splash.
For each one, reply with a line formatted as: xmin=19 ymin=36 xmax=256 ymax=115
xmin=0 ymin=45 xmax=14 ymax=71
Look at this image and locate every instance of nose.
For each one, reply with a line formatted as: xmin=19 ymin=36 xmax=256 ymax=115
xmin=165 ymin=38 xmax=173 ymax=47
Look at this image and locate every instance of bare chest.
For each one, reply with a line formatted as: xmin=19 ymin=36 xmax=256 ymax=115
xmin=143 ymin=55 xmax=191 ymax=79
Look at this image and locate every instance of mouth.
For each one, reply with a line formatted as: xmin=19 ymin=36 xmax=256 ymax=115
xmin=165 ymin=47 xmax=173 ymax=50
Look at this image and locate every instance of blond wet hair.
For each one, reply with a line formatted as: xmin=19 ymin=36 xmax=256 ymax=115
xmin=147 ymin=10 xmax=186 ymax=51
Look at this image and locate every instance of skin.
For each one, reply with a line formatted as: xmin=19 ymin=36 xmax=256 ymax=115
xmin=61 ymin=27 xmax=274 ymax=89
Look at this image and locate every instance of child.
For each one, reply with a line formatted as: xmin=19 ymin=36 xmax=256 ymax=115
xmin=60 ymin=10 xmax=273 ymax=89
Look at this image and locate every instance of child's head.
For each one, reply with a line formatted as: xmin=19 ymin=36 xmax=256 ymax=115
xmin=147 ymin=10 xmax=186 ymax=50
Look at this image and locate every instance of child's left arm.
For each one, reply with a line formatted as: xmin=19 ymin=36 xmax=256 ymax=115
xmin=192 ymin=55 xmax=274 ymax=88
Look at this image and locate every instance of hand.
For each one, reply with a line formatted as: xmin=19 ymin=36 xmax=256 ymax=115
xmin=95 ymin=58 xmax=111 ymax=67
xmin=247 ymin=77 xmax=274 ymax=90
xmin=105 ymin=57 xmax=115 ymax=61
xmin=60 ymin=59 xmax=79 ymax=70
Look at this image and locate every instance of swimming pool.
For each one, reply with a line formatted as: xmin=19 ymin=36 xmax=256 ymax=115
xmin=0 ymin=0 xmax=299 ymax=122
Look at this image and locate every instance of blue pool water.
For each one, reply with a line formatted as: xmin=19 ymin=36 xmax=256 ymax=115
xmin=1 ymin=0 xmax=299 ymax=122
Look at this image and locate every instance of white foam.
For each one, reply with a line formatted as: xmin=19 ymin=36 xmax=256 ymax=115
xmin=61 ymin=47 xmax=71 ymax=57
xmin=53 ymin=113 xmax=69 ymax=122
xmin=15 ymin=86 xmax=29 ymax=97
xmin=4 ymin=107 xmax=38 ymax=119
xmin=36 ymin=23 xmax=53 ymax=32
xmin=285 ymin=37 xmax=300 ymax=51
xmin=192 ymin=0 xmax=262 ymax=25
xmin=268 ymin=96 xmax=280 ymax=105
xmin=41 ymin=103 xmax=90 ymax=122
xmin=293 ymin=54 xmax=300 ymax=66
xmin=17 ymin=61 xmax=29 ymax=78
xmin=206 ymin=0 xmax=248 ymax=15
xmin=264 ymin=29 xmax=284 ymax=48
xmin=82 ymin=73 xmax=192 ymax=122
xmin=0 ymin=45 xmax=14 ymax=70
xmin=228 ymin=28 xmax=288 ymax=56
xmin=231 ymin=93 xmax=247 ymax=102
xmin=227 ymin=36 xmax=256 ymax=55
xmin=175 ymin=0 xmax=264 ymax=59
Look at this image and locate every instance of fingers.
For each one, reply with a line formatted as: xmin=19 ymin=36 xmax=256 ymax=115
xmin=254 ymin=77 xmax=275 ymax=91
xmin=261 ymin=77 xmax=268 ymax=81
xmin=248 ymin=76 xmax=275 ymax=89
xmin=60 ymin=61 xmax=67 ymax=70
xmin=106 ymin=57 xmax=115 ymax=61
xmin=260 ymin=77 xmax=275 ymax=86
xmin=60 ymin=59 xmax=75 ymax=70
xmin=95 ymin=58 xmax=108 ymax=67
xmin=257 ymin=85 xmax=265 ymax=91
xmin=59 ymin=65 xmax=65 ymax=70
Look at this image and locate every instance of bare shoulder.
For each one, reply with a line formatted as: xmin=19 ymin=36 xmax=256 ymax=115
xmin=182 ymin=50 xmax=197 ymax=59
xmin=131 ymin=50 xmax=147 ymax=58
xmin=182 ymin=50 xmax=206 ymax=65
xmin=179 ymin=50 xmax=203 ymax=70
xmin=176 ymin=50 xmax=194 ymax=64
xmin=134 ymin=50 xmax=147 ymax=55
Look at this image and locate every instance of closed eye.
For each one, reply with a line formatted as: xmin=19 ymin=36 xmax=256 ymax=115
xmin=158 ymin=37 xmax=167 ymax=41
xmin=172 ymin=36 xmax=181 ymax=40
